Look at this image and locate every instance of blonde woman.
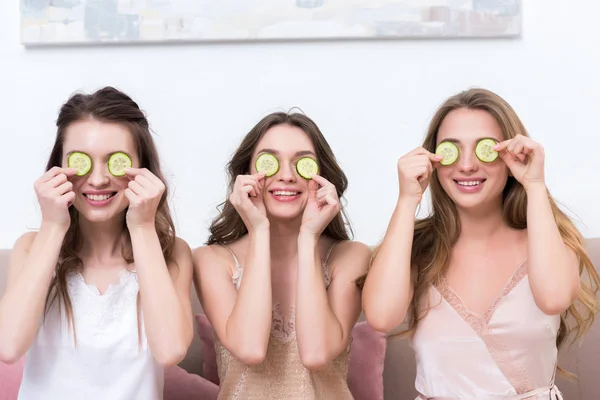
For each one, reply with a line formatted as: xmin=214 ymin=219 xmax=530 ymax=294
xmin=363 ymin=88 xmax=599 ymax=399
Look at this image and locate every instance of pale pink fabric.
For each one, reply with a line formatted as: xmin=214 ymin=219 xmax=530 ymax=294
xmin=411 ymin=263 xmax=563 ymax=399
xmin=163 ymin=365 xmax=218 ymax=400
xmin=0 ymin=358 xmax=25 ymax=400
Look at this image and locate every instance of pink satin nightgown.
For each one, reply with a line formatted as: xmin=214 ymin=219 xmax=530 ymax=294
xmin=411 ymin=262 xmax=564 ymax=399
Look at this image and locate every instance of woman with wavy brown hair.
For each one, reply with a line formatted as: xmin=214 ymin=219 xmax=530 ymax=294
xmin=363 ymin=88 xmax=599 ymax=399
xmin=193 ymin=111 xmax=370 ymax=399
xmin=0 ymin=87 xmax=194 ymax=400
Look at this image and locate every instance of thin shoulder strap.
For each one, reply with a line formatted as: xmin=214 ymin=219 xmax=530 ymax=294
xmin=220 ymin=244 xmax=243 ymax=289
xmin=324 ymin=240 xmax=340 ymax=266
xmin=321 ymin=241 xmax=340 ymax=288
xmin=220 ymin=244 xmax=241 ymax=268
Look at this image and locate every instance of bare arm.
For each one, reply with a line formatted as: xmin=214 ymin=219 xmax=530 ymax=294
xmin=361 ymin=147 xmax=440 ymax=333
xmin=0 ymin=226 xmax=67 ymax=363
xmin=0 ymin=167 xmax=76 ymax=363
xmin=130 ymin=230 xmax=194 ymax=366
xmin=494 ymin=135 xmax=580 ymax=315
xmin=362 ymin=198 xmax=419 ymax=332
xmin=193 ymin=229 xmax=272 ymax=365
xmin=295 ymin=237 xmax=371 ymax=370
xmin=526 ymin=184 xmax=580 ymax=314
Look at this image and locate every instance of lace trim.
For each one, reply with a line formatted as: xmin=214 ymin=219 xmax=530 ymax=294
xmin=72 ymin=269 xmax=137 ymax=296
xmin=436 ymin=261 xmax=531 ymax=393
xmin=226 ymin=244 xmax=334 ymax=342
xmin=271 ymin=302 xmax=296 ymax=342
xmin=485 ymin=262 xmax=528 ymax=324
xmin=66 ymin=269 xmax=139 ymax=337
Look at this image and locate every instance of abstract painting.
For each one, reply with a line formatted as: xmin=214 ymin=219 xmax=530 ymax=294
xmin=20 ymin=0 xmax=522 ymax=46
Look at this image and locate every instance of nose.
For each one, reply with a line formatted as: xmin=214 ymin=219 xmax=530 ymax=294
xmin=457 ymin=148 xmax=479 ymax=173
xmin=87 ymin=163 xmax=110 ymax=187
xmin=276 ymin=162 xmax=296 ymax=183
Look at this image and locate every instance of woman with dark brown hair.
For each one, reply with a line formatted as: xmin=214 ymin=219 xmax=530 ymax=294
xmin=362 ymin=88 xmax=599 ymax=399
xmin=0 ymin=87 xmax=194 ymax=400
xmin=193 ymin=111 xmax=370 ymax=399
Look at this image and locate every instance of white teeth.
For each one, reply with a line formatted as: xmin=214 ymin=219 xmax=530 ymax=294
xmin=273 ymin=191 xmax=298 ymax=196
xmin=457 ymin=181 xmax=482 ymax=186
xmin=86 ymin=194 xmax=113 ymax=201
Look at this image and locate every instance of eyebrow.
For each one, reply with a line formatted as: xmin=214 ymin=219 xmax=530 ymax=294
xmin=439 ymin=136 xmax=498 ymax=144
xmin=65 ymin=150 xmax=134 ymax=159
xmin=257 ymin=148 xmax=316 ymax=157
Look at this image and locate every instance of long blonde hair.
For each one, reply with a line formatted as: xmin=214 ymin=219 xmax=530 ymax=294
xmin=386 ymin=88 xmax=599 ymax=358
xmin=44 ymin=87 xmax=176 ymax=344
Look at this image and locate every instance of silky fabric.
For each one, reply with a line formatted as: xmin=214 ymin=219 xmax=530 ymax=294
xmin=214 ymin=245 xmax=354 ymax=400
xmin=18 ymin=269 xmax=163 ymax=400
xmin=412 ymin=262 xmax=563 ymax=400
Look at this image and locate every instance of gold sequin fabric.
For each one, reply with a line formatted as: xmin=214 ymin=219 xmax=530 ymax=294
xmin=215 ymin=333 xmax=353 ymax=400
xmin=215 ymin=243 xmax=354 ymax=399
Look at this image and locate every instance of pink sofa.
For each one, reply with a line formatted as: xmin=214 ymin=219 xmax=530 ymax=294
xmin=1 ymin=239 xmax=599 ymax=399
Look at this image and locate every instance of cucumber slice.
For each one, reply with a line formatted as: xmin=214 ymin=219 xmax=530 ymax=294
xmin=68 ymin=152 xmax=92 ymax=176
xmin=475 ymin=138 xmax=499 ymax=163
xmin=435 ymin=141 xmax=459 ymax=166
xmin=296 ymin=157 xmax=319 ymax=180
xmin=108 ymin=152 xmax=132 ymax=176
xmin=255 ymin=153 xmax=279 ymax=177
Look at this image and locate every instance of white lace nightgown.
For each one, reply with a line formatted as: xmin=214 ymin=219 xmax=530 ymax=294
xmin=18 ymin=269 xmax=163 ymax=400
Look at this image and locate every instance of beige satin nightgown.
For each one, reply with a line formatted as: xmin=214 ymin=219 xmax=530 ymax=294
xmin=214 ymin=245 xmax=354 ymax=400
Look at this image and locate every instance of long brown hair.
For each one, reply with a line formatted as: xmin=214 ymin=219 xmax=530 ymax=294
xmin=391 ymin=88 xmax=599 ymax=358
xmin=44 ymin=86 xmax=176 ymax=343
xmin=207 ymin=111 xmax=352 ymax=245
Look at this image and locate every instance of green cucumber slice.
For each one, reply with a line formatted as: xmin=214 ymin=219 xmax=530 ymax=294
xmin=68 ymin=152 xmax=92 ymax=176
xmin=296 ymin=157 xmax=319 ymax=180
xmin=435 ymin=142 xmax=459 ymax=166
xmin=108 ymin=152 xmax=132 ymax=176
xmin=475 ymin=138 xmax=499 ymax=163
xmin=255 ymin=153 xmax=279 ymax=177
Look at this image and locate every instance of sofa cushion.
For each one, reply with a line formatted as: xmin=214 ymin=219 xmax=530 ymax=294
xmin=163 ymin=365 xmax=218 ymax=400
xmin=347 ymin=321 xmax=387 ymax=400
xmin=0 ymin=358 xmax=219 ymax=400
xmin=0 ymin=358 xmax=25 ymax=399
xmin=195 ymin=312 xmax=220 ymax=385
xmin=195 ymin=314 xmax=386 ymax=400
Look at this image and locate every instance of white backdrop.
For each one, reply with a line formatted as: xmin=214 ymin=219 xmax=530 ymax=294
xmin=1 ymin=0 xmax=598 ymax=249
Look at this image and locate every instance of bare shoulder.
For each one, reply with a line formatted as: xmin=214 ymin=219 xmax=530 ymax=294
xmin=10 ymin=231 xmax=38 ymax=257
xmin=328 ymin=240 xmax=372 ymax=277
xmin=6 ymin=232 xmax=40 ymax=283
xmin=192 ymin=243 xmax=237 ymax=276
xmin=173 ymin=236 xmax=192 ymax=257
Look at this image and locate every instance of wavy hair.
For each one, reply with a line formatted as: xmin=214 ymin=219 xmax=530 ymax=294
xmin=389 ymin=88 xmax=599 ymax=374
xmin=44 ymin=87 xmax=176 ymax=343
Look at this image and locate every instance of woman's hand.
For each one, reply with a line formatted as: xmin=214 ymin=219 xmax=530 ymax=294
xmin=229 ymin=172 xmax=269 ymax=233
xmin=495 ymin=135 xmax=546 ymax=191
xmin=34 ymin=167 xmax=78 ymax=230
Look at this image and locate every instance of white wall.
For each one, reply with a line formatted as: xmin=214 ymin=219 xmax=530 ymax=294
xmin=1 ymin=0 xmax=599 ymax=249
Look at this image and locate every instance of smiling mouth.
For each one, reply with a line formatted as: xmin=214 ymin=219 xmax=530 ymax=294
xmin=270 ymin=190 xmax=300 ymax=197
xmin=454 ymin=179 xmax=485 ymax=187
xmin=84 ymin=192 xmax=117 ymax=201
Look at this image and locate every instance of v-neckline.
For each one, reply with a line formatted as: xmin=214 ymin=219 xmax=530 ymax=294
xmin=436 ymin=260 xmax=528 ymax=326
